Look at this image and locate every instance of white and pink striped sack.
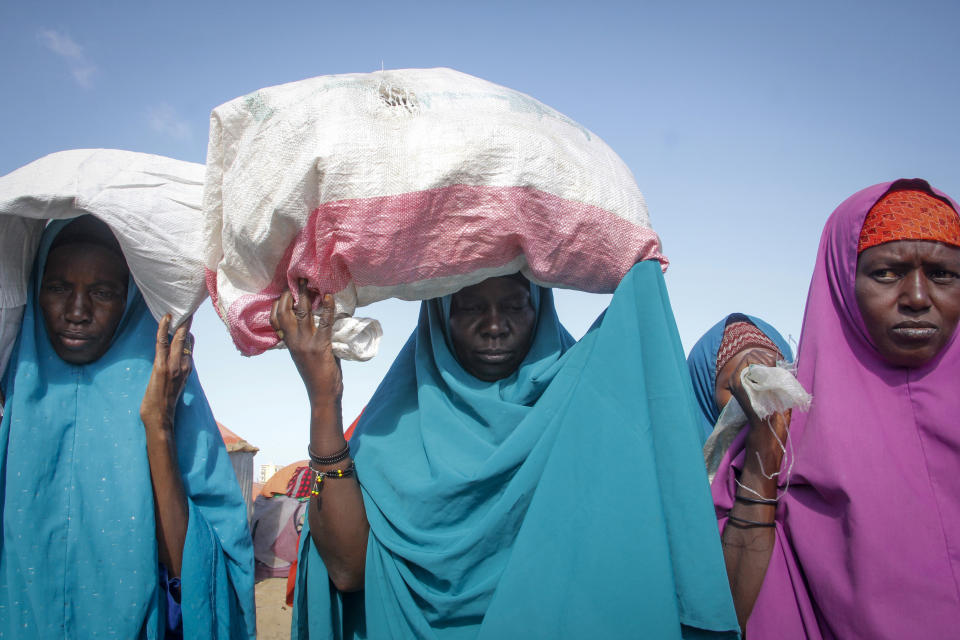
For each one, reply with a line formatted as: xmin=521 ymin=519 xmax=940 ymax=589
xmin=203 ymin=68 xmax=665 ymax=359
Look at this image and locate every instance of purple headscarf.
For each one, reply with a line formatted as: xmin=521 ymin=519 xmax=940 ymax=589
xmin=712 ymin=179 xmax=960 ymax=639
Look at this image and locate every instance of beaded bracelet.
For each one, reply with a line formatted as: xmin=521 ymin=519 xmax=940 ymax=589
xmin=308 ymin=443 xmax=350 ymax=466
xmin=310 ymin=462 xmax=356 ymax=496
xmin=726 ymin=513 xmax=776 ymax=529
xmin=735 ymin=494 xmax=778 ymax=506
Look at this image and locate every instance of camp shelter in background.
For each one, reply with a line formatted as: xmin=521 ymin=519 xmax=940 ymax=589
xmin=217 ymin=422 xmax=259 ymax=521
xmin=251 ymin=415 xmax=360 ymax=588
xmin=251 ymin=460 xmax=310 ymax=581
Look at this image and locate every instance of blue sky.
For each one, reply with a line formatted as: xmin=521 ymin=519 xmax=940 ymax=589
xmin=3 ymin=1 xmax=959 ymax=468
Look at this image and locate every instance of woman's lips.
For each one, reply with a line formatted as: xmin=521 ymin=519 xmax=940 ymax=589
xmin=890 ymin=323 xmax=938 ymax=342
xmin=58 ymin=333 xmax=93 ymax=348
xmin=475 ymin=350 xmax=513 ymax=363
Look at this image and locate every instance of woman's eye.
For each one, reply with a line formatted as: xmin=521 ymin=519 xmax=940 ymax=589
xmin=929 ymin=269 xmax=959 ymax=283
xmin=457 ymin=304 xmax=482 ymax=314
xmin=871 ymin=269 xmax=900 ymax=282
xmin=92 ymin=289 xmax=118 ymax=301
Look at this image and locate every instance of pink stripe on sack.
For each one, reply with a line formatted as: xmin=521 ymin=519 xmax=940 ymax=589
xmin=215 ymin=185 xmax=665 ymax=355
xmin=204 ymin=267 xmax=223 ymax=320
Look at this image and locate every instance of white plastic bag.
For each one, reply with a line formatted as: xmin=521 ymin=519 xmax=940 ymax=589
xmin=204 ymin=67 xmax=665 ymax=358
xmin=703 ymin=363 xmax=811 ymax=482
xmin=0 ymin=215 xmax=42 ymax=379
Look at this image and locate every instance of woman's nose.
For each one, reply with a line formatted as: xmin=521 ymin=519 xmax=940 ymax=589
xmin=65 ymin=291 xmax=92 ymax=322
xmin=900 ymin=270 xmax=932 ymax=312
xmin=479 ymin=309 xmax=508 ymax=337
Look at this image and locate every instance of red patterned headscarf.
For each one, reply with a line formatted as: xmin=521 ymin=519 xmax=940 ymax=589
xmin=715 ymin=320 xmax=782 ymax=374
xmin=858 ymin=189 xmax=960 ymax=253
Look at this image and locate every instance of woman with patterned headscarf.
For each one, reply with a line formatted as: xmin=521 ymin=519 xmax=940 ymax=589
xmin=686 ymin=314 xmax=793 ymax=487
xmin=713 ymin=180 xmax=960 ymax=638
xmin=687 ymin=314 xmax=793 ymax=442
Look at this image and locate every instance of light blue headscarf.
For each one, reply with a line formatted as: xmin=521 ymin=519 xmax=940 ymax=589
xmin=686 ymin=314 xmax=793 ymax=443
xmin=294 ymin=261 xmax=739 ymax=639
xmin=0 ymin=219 xmax=255 ymax=638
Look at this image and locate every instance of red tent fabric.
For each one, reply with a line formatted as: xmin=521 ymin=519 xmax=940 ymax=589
xmin=343 ymin=408 xmax=364 ymax=441
xmin=260 ymin=460 xmax=310 ymax=497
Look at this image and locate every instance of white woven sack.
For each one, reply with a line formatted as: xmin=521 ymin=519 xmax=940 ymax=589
xmin=205 ymin=67 xmax=665 ymax=358
xmin=0 ymin=149 xmax=207 ymax=377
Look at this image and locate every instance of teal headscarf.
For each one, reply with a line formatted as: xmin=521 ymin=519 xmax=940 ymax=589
xmin=294 ymin=261 xmax=739 ymax=639
xmin=0 ymin=219 xmax=256 ymax=638
xmin=685 ymin=314 xmax=793 ymax=442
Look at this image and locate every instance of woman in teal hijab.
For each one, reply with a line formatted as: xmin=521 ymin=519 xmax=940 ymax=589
xmin=280 ymin=262 xmax=739 ymax=639
xmin=0 ymin=217 xmax=255 ymax=638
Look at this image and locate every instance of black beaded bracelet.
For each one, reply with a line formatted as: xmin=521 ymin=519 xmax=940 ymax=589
xmin=310 ymin=462 xmax=356 ymax=496
xmin=726 ymin=513 xmax=776 ymax=528
xmin=308 ymin=443 xmax=350 ymax=466
xmin=735 ymin=494 xmax=778 ymax=506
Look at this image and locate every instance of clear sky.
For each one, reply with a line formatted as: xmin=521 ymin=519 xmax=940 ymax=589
xmin=2 ymin=0 xmax=959 ymax=469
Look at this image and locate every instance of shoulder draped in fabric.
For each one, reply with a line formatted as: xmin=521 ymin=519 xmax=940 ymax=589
xmin=0 ymin=219 xmax=256 ymax=639
xmin=294 ymin=261 xmax=740 ymax=639
xmin=711 ymin=179 xmax=960 ymax=639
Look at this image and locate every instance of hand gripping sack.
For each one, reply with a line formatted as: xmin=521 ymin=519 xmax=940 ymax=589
xmin=0 ymin=149 xmax=207 ymax=377
xmin=204 ymin=68 xmax=666 ymax=358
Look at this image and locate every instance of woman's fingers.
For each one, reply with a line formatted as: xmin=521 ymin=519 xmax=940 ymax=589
xmin=275 ymin=289 xmax=298 ymax=333
xmin=294 ymin=279 xmax=314 ymax=329
xmin=182 ymin=333 xmax=195 ymax=372
xmin=270 ymin=297 xmax=281 ymax=332
xmin=156 ymin=314 xmax=172 ymax=365
xmin=142 ymin=315 xmax=194 ymax=428
xmin=168 ymin=317 xmax=192 ymax=371
xmin=273 ymin=281 xmax=340 ymax=357
xmin=175 ymin=316 xmax=194 ymax=372
xmin=731 ymin=348 xmax=778 ymax=388
xmin=317 ymin=293 xmax=336 ymax=334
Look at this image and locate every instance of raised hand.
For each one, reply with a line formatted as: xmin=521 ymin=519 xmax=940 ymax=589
xmin=718 ymin=345 xmax=790 ymax=631
xmin=141 ymin=314 xmax=194 ymax=428
xmin=270 ymin=279 xmax=343 ymax=405
xmin=139 ymin=313 xmax=191 ymax=577
xmin=723 ymin=347 xmax=779 ymax=419
xmin=722 ymin=346 xmax=791 ymax=479
xmin=271 ymin=281 xmax=366 ymax=590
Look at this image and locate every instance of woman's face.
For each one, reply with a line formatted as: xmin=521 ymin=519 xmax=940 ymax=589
xmin=713 ymin=345 xmax=780 ymax=411
xmin=39 ymin=243 xmax=128 ymax=365
xmin=855 ymin=239 xmax=960 ymax=367
xmin=448 ymin=276 xmax=537 ymax=381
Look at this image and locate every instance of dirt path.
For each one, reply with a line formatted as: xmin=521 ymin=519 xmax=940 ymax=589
xmin=256 ymin=577 xmax=293 ymax=639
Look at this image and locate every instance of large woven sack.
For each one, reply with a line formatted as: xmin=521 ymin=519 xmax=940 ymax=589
xmin=204 ymin=67 xmax=665 ymax=358
xmin=0 ymin=149 xmax=207 ymax=377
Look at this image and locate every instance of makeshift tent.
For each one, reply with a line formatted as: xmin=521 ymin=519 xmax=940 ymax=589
xmin=217 ymin=422 xmax=259 ymax=522
xmin=252 ymin=461 xmax=310 ymax=581
xmin=255 ymin=423 xmax=360 ymax=596
xmin=259 ymin=460 xmax=308 ymax=498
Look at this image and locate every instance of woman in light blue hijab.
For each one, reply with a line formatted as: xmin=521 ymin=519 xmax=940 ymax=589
xmin=0 ymin=217 xmax=255 ymax=638
xmin=282 ymin=262 xmax=740 ymax=639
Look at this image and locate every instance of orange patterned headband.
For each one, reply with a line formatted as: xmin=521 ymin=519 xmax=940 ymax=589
xmin=858 ymin=189 xmax=960 ymax=253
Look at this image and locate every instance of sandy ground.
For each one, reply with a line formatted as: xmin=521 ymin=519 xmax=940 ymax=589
xmin=256 ymin=577 xmax=293 ymax=639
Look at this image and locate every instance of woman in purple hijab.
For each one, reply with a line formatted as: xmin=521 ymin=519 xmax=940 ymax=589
xmin=713 ymin=178 xmax=960 ymax=638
